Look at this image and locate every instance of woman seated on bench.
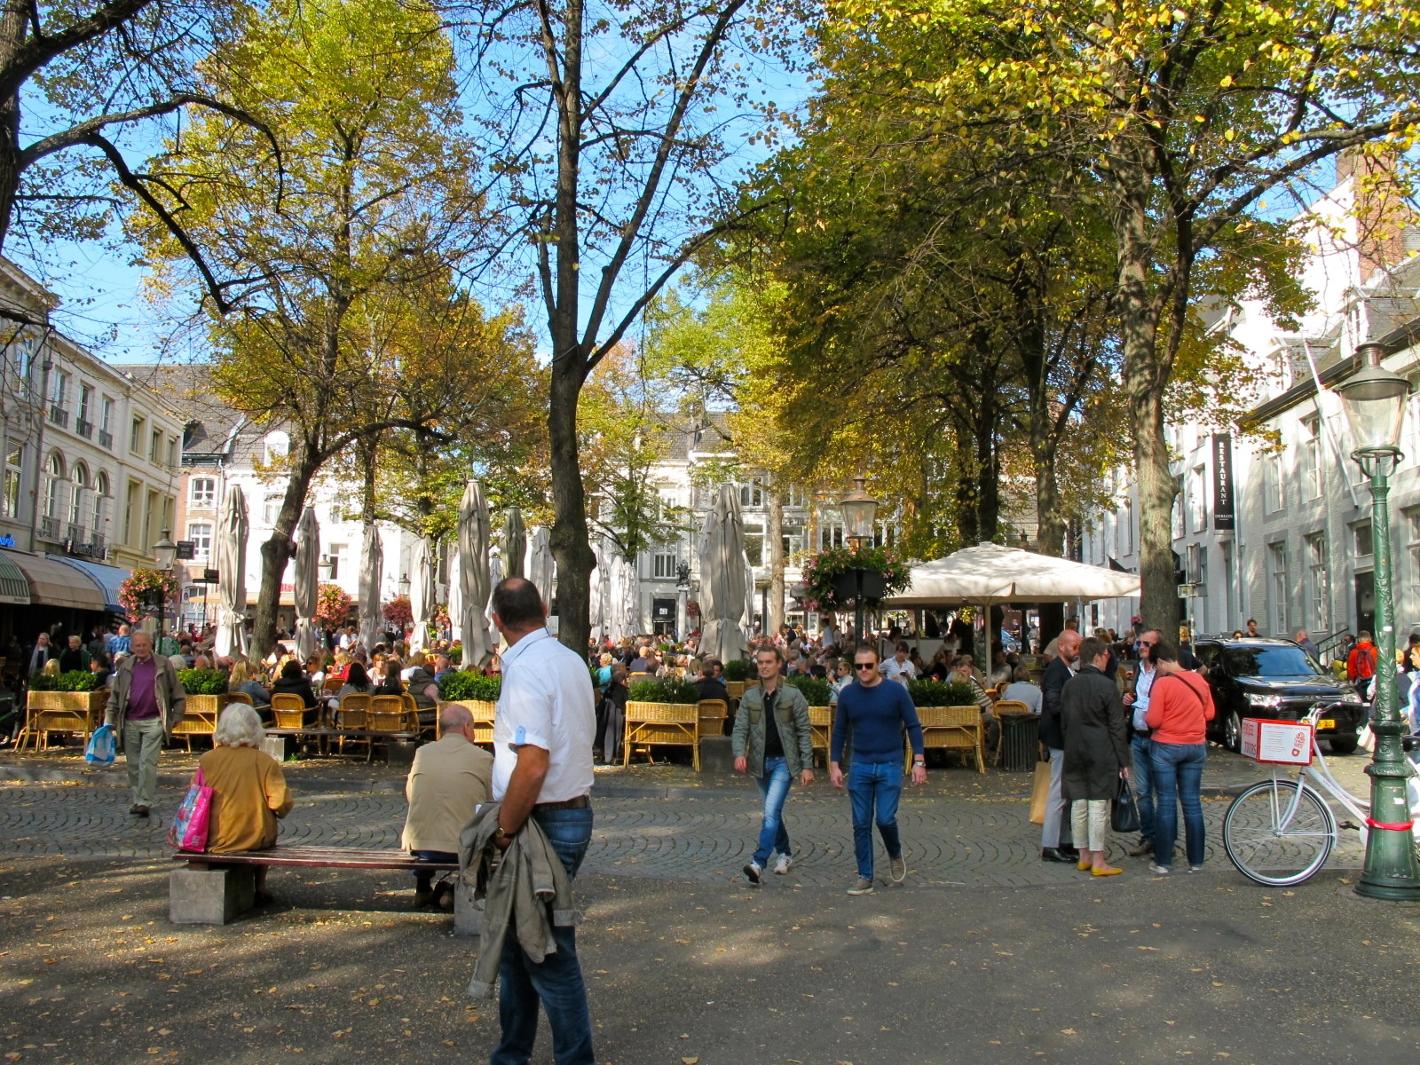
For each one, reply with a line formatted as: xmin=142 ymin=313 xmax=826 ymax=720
xmin=200 ymin=703 xmax=294 ymax=903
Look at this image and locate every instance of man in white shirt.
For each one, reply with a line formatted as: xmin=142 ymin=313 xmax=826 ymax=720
xmin=487 ymin=577 xmax=596 ymax=1065
xmin=879 ymin=642 xmax=918 ymax=686
xmin=1121 ymin=628 xmax=1160 ymax=858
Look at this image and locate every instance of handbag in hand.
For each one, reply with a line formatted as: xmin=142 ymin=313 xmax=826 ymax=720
xmin=1112 ymin=776 xmax=1141 ymax=833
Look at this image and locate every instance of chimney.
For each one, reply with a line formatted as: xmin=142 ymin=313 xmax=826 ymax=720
xmin=1339 ymin=148 xmax=1415 ymax=283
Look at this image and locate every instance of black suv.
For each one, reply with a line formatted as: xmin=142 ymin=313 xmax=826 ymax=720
xmin=1193 ymin=638 xmax=1366 ymax=755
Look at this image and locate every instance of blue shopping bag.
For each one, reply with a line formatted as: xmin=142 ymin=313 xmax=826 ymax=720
xmin=85 ymin=723 xmax=117 ymax=766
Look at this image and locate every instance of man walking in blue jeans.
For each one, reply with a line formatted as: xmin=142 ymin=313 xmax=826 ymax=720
xmin=830 ymin=644 xmax=925 ymax=895
xmin=487 ymin=577 xmax=596 ymax=1065
xmin=733 ymin=644 xmax=814 ymax=885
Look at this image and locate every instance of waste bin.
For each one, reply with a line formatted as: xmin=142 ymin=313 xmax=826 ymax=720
xmin=999 ymin=713 xmax=1040 ymax=772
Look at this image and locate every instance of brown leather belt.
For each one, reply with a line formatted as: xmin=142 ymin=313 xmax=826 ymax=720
xmin=533 ymin=794 xmax=590 ymax=812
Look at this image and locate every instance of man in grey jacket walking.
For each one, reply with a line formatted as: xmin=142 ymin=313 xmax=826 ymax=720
xmin=732 ymin=644 xmax=814 ymax=885
xmin=104 ymin=631 xmax=186 ymax=816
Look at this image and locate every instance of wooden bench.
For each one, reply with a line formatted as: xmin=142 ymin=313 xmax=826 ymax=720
xmin=169 ymin=846 xmax=478 ymax=933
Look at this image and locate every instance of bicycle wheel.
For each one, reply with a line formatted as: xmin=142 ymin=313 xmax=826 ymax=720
xmin=1223 ymin=779 xmax=1336 ymax=887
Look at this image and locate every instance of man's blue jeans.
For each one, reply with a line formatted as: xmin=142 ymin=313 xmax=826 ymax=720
xmin=753 ymin=756 xmax=793 ymax=866
xmin=1130 ymin=735 xmax=1155 ymax=844
xmin=1150 ymin=742 xmax=1207 ymax=869
xmin=847 ymin=759 xmax=903 ymax=880
xmin=492 ymin=805 xmax=595 ymax=1065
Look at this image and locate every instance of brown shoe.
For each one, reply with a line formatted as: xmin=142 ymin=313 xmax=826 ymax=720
xmin=1126 ymin=840 xmax=1153 ymax=858
xmin=131 ymin=805 xmax=150 ymax=818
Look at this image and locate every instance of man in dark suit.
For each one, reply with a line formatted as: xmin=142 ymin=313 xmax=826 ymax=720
xmin=1038 ymin=629 xmax=1081 ymax=864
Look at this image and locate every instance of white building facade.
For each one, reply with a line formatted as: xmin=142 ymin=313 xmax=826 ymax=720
xmin=1080 ymin=161 xmax=1420 ymax=649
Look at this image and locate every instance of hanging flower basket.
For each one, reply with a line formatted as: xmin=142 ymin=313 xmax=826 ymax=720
xmin=315 ymin=583 xmax=354 ymax=629
xmin=118 ymin=568 xmax=180 ymax=623
xmin=801 ymin=545 xmax=910 ymax=612
xmin=382 ymin=594 xmax=413 ymax=628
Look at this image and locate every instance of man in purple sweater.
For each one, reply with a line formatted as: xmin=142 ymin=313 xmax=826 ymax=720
xmin=830 ymin=644 xmax=926 ymax=895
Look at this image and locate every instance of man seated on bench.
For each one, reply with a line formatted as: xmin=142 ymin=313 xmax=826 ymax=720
xmin=200 ymin=703 xmax=294 ymax=905
xmin=401 ymin=703 xmax=493 ymax=910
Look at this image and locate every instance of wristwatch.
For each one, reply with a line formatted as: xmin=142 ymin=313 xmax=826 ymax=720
xmin=494 ymin=824 xmax=514 ymax=844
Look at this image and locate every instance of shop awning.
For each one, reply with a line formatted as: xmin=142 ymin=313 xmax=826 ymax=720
xmin=48 ymin=556 xmax=128 ymax=613
xmin=5 ymin=551 xmax=107 ymax=611
xmin=0 ymin=551 xmax=30 ymax=605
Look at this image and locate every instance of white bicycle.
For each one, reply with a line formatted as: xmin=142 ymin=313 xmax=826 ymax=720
xmin=1221 ymin=707 xmax=1420 ymax=887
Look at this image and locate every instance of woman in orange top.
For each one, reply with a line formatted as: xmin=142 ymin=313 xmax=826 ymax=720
xmin=199 ymin=703 xmax=294 ymax=900
xmin=1143 ymin=641 xmax=1215 ymax=874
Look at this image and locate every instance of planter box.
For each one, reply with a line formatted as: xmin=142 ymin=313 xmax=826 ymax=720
xmin=172 ymin=693 xmax=238 ymax=749
xmin=914 ymin=705 xmax=985 ymax=774
xmin=624 ymin=700 xmax=700 ymax=770
xmin=23 ymin=688 xmax=107 ymax=750
xmin=436 ymin=699 xmax=497 ymax=744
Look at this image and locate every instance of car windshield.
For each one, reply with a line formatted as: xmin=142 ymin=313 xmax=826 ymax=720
xmin=1223 ymin=645 xmax=1323 ymax=678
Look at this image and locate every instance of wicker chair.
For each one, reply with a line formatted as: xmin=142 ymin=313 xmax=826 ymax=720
xmin=912 ymin=705 xmax=985 ymax=774
xmin=335 ymin=692 xmax=372 ymax=758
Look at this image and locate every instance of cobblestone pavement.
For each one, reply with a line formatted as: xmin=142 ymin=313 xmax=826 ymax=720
xmin=0 ymin=757 xmax=1369 ymax=887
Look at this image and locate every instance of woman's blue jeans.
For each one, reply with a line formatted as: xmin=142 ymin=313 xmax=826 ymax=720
xmin=753 ymin=756 xmax=793 ymax=866
xmin=1149 ymin=742 xmax=1206 ymax=868
xmin=492 ymin=805 xmax=595 ymax=1065
xmin=848 ymin=759 xmax=903 ymax=879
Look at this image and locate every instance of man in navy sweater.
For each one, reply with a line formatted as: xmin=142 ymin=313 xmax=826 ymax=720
xmin=830 ymin=644 xmax=926 ymax=895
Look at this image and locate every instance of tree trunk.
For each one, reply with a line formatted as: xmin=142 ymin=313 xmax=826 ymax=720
xmin=767 ymin=486 xmax=784 ymax=632
xmin=549 ymin=359 xmax=594 ymax=652
xmin=1117 ymin=190 xmax=1180 ymax=634
xmin=251 ymin=448 xmax=319 ymax=657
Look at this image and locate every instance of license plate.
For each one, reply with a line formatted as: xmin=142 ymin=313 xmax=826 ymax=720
xmin=1316 ymin=718 xmax=1335 ymax=730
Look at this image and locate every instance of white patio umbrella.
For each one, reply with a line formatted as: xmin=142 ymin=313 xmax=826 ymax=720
xmin=589 ymin=538 xmax=607 ymax=642
xmin=740 ymin=545 xmax=756 ymax=648
xmin=504 ymin=507 xmax=527 ymax=579
xmin=408 ymin=536 xmax=435 ymax=655
xmin=446 ymin=547 xmax=462 ymax=642
xmin=293 ymin=506 xmax=320 ymax=660
xmin=607 ymin=552 xmax=631 ymax=641
xmin=527 ymin=525 xmax=554 ymax=602
xmin=358 ymin=522 xmax=383 ymax=651
xmin=459 ymin=480 xmax=495 ymax=670
xmin=699 ymin=484 xmax=748 ymax=664
xmin=880 ymin=542 xmax=1142 ymax=606
xmin=213 ymin=485 xmax=248 ymax=659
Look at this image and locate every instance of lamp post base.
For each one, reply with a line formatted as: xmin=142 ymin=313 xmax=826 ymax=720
xmin=1355 ymin=719 xmax=1420 ymax=901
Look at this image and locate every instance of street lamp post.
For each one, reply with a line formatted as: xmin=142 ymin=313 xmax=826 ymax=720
xmin=838 ymin=476 xmax=879 ymax=649
xmin=152 ymin=529 xmax=177 ymax=652
xmin=1335 ymin=342 xmax=1420 ymax=901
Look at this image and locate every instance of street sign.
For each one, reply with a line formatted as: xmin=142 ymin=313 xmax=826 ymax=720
xmin=176 ymin=541 xmax=196 ymax=560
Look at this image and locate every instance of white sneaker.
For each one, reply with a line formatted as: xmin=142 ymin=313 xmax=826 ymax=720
xmin=773 ymin=854 xmax=792 ymax=875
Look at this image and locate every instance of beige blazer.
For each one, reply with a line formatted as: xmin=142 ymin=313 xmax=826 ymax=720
xmin=104 ymin=653 xmax=187 ymax=738
xmin=401 ymin=733 xmax=494 ymax=853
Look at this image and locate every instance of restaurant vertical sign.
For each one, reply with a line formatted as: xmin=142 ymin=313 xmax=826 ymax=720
xmin=1212 ymin=433 xmax=1235 ymax=531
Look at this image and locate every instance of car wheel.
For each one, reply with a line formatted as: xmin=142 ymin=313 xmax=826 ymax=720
xmin=1224 ymin=710 xmax=1243 ymax=753
xmin=1329 ymin=737 xmax=1359 ymax=755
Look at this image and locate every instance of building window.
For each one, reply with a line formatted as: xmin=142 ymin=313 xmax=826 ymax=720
xmin=100 ymin=395 xmax=114 ymax=433
xmin=69 ymin=463 xmax=89 ymax=527
xmin=818 ymin=522 xmax=844 ymax=550
xmin=131 ymin=416 xmax=144 ymax=454
xmin=326 ymin=543 xmax=346 ymax=580
xmin=1268 ymin=541 xmax=1289 ymax=636
xmin=2 ymin=444 xmax=21 ymax=519
xmin=1264 ymin=451 xmax=1283 ymax=513
xmin=186 ymin=521 xmax=213 ymax=562
xmin=1353 ymin=520 xmax=1372 ymax=558
xmin=744 ymin=529 xmax=763 ymax=566
xmin=739 ymin=478 xmax=764 ymax=509
xmin=263 ymin=431 xmax=289 ymax=466
xmin=167 ymin=436 xmax=179 ymax=468
xmin=45 ymin=451 xmax=66 ymax=519
xmin=1300 ymin=415 xmax=1321 ymax=499
xmin=1190 ymin=464 xmax=1207 ymax=531
xmin=150 ymin=428 xmax=162 ymax=464
xmin=652 ymin=550 xmax=678 ymax=580
xmin=78 ymin=384 xmax=94 ymax=434
xmin=49 ymin=368 xmax=69 ymax=411
xmin=1304 ymin=532 xmax=1329 ymax=632
xmin=189 ymin=477 xmax=217 ymax=508
xmin=263 ymin=495 xmax=279 ymax=525
xmin=93 ymin=472 xmax=110 ymax=535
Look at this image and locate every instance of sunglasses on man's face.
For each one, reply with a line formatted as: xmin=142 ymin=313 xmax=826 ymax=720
xmin=853 ymin=662 xmax=876 ymax=671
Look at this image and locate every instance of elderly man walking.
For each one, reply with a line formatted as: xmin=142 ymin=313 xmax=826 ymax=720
xmin=733 ymin=644 xmax=814 ymax=885
xmin=104 ymin=631 xmax=186 ymax=817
